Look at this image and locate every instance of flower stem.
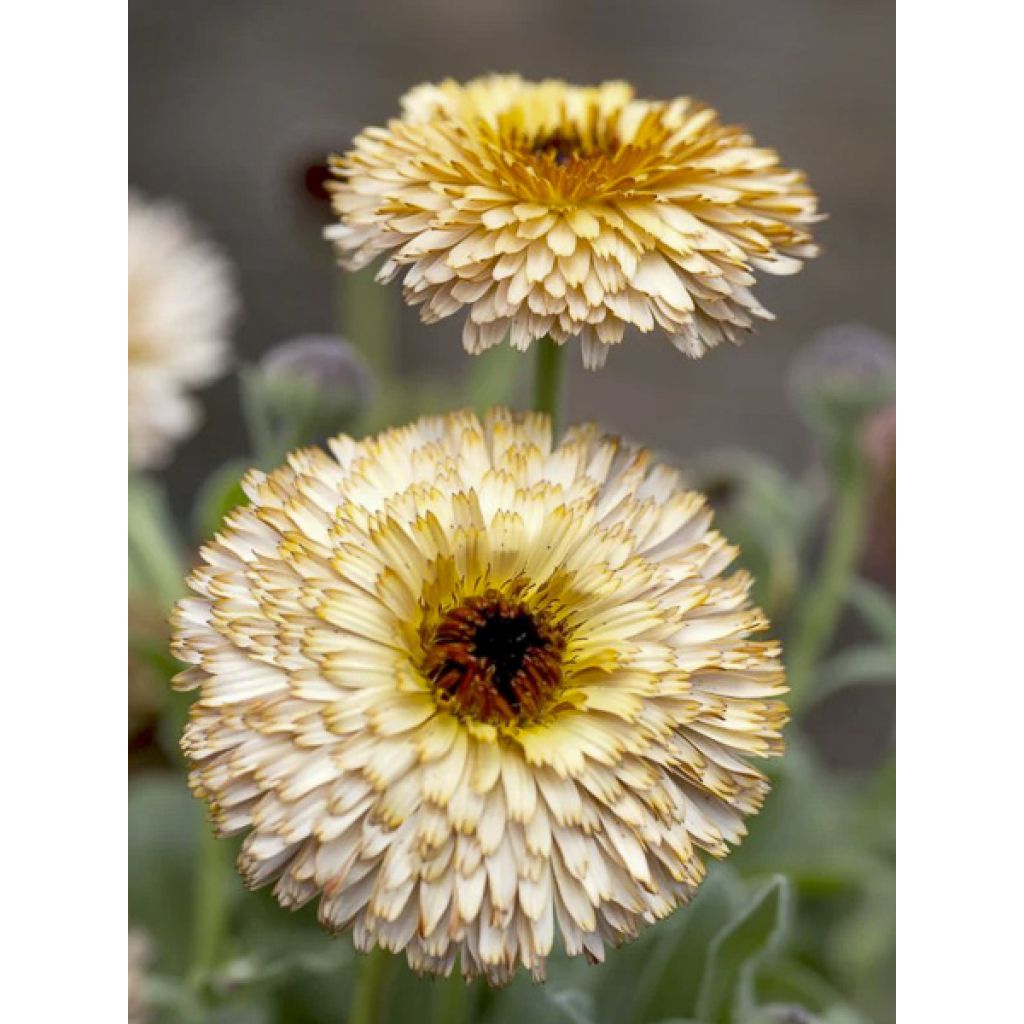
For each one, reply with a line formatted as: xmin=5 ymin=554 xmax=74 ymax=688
xmin=787 ymin=437 xmax=871 ymax=710
xmin=432 ymin=969 xmax=470 ymax=1024
xmin=533 ymin=335 xmax=566 ymax=431
xmin=190 ymin=827 xmax=231 ymax=985
xmin=127 ymin=474 xmax=185 ymax=611
xmin=239 ymin=366 xmax=278 ymax=468
xmin=348 ymin=947 xmax=393 ymax=1024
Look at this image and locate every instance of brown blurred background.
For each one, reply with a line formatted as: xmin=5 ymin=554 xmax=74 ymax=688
xmin=129 ymin=0 xmax=894 ymax=513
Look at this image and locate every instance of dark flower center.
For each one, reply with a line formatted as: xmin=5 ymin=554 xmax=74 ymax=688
xmin=423 ymin=590 xmax=565 ymax=724
xmin=526 ymin=124 xmax=622 ymax=167
xmin=532 ymin=131 xmax=581 ymax=166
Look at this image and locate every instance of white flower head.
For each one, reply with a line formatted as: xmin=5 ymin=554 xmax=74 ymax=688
xmin=128 ymin=191 xmax=237 ymax=468
xmin=172 ymin=409 xmax=787 ymax=984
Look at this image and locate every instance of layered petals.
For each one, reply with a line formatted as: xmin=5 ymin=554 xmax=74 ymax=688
xmin=326 ymin=76 xmax=820 ymax=369
xmin=171 ymin=409 xmax=787 ymax=983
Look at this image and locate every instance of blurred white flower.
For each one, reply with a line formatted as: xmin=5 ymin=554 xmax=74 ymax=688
xmin=128 ymin=928 xmax=150 ymax=1024
xmin=128 ymin=191 xmax=237 ymax=469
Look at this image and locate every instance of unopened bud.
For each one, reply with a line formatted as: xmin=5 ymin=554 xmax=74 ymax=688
xmin=790 ymin=324 xmax=896 ymax=439
xmin=252 ymin=335 xmax=376 ymax=450
xmin=260 ymin=334 xmax=374 ymax=405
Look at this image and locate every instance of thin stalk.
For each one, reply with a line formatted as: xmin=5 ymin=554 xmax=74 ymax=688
xmin=431 ymin=968 xmax=470 ymax=1024
xmin=239 ymin=367 xmax=278 ymax=468
xmin=787 ymin=437 xmax=871 ymax=710
xmin=340 ymin=267 xmax=398 ymax=383
xmin=189 ymin=827 xmax=231 ymax=986
xmin=127 ymin=475 xmax=185 ymax=610
xmin=348 ymin=946 xmax=394 ymax=1024
xmin=532 ymin=335 xmax=566 ymax=430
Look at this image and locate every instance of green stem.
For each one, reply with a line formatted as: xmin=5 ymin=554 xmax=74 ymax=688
xmin=431 ymin=969 xmax=470 ymax=1024
xmin=341 ymin=267 xmax=398 ymax=383
xmin=190 ymin=827 xmax=232 ymax=986
xmin=348 ymin=946 xmax=394 ymax=1024
xmin=787 ymin=438 xmax=870 ymax=710
xmin=532 ymin=335 xmax=566 ymax=430
xmin=127 ymin=474 xmax=185 ymax=610
xmin=239 ymin=366 xmax=278 ymax=469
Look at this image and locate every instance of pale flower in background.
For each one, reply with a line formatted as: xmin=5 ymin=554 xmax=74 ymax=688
xmin=171 ymin=408 xmax=787 ymax=984
xmin=128 ymin=928 xmax=151 ymax=1024
xmin=327 ymin=75 xmax=820 ymax=369
xmin=128 ymin=191 xmax=237 ymax=469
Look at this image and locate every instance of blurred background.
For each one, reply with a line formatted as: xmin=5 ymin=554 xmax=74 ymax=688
xmin=129 ymin=3 xmax=894 ymax=1022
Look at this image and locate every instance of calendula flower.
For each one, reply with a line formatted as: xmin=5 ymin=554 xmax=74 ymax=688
xmin=128 ymin=191 xmax=237 ymax=468
xmin=326 ymin=76 xmax=819 ymax=370
xmin=171 ymin=409 xmax=786 ymax=983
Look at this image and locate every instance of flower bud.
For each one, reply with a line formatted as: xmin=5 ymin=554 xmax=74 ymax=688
xmin=252 ymin=335 xmax=375 ymax=450
xmin=790 ymin=324 xmax=896 ymax=439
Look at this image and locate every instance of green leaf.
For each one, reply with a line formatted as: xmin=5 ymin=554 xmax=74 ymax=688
xmin=825 ymin=873 xmax=896 ymax=1021
xmin=144 ymin=973 xmax=205 ymax=1024
xmin=202 ymin=1002 xmax=274 ymax=1024
xmin=128 ymin=473 xmax=186 ymax=609
xmin=623 ymin=866 xmax=747 ymax=1024
xmin=232 ymin=938 xmax=353 ymax=985
xmin=741 ymin=1006 xmax=822 ymax=1024
xmin=817 ymin=1009 xmax=877 ymax=1024
xmin=545 ymin=989 xmax=600 ymax=1024
xmin=128 ymin=774 xmax=205 ymax=977
xmin=155 ymin=688 xmax=194 ymax=766
xmin=129 ymin=632 xmax=180 ymax=682
xmin=192 ymin=459 xmax=250 ymax=540
xmin=694 ymin=876 xmax=791 ymax=1023
xmin=755 ymin=959 xmax=872 ymax=1024
xmin=696 ymin=452 xmax=815 ymax=618
xmin=728 ymin=741 xmax=858 ymax=887
xmin=815 ymin=646 xmax=896 ymax=702
xmin=247 ymin=924 xmax=357 ymax=1024
xmin=846 ymin=579 xmax=896 ymax=643
xmin=478 ymin=964 xmax=599 ymax=1024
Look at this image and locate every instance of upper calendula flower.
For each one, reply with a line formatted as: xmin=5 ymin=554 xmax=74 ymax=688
xmin=326 ymin=76 xmax=820 ymax=369
xmin=171 ymin=409 xmax=787 ymax=984
xmin=128 ymin=191 xmax=237 ymax=469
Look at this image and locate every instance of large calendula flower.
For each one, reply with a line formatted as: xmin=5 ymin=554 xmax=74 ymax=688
xmin=128 ymin=191 xmax=237 ymax=468
xmin=326 ymin=76 xmax=819 ymax=369
xmin=171 ymin=409 xmax=786 ymax=983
